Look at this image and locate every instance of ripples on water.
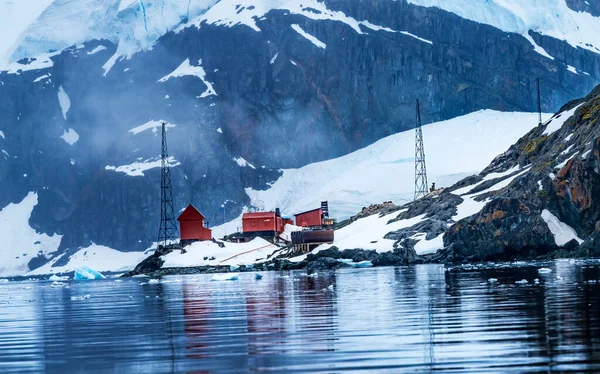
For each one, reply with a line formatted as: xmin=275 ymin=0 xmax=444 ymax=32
xmin=1 ymin=261 xmax=600 ymax=373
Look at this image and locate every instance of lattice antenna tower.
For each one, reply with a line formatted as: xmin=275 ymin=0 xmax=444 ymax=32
xmin=537 ymin=78 xmax=542 ymax=126
xmin=157 ymin=121 xmax=181 ymax=252
xmin=414 ymin=99 xmax=429 ymax=201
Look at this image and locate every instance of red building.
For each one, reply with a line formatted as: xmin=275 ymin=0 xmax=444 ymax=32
xmin=241 ymin=209 xmax=291 ymax=241
xmin=178 ymin=204 xmax=212 ymax=246
xmin=294 ymin=208 xmax=323 ymax=227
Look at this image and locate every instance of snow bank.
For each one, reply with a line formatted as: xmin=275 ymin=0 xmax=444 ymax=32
xmin=247 ymin=110 xmax=547 ymax=220
xmin=296 ymin=211 xmax=426 ymax=256
xmin=161 ymin=238 xmax=276 ymax=268
xmin=28 ymin=243 xmax=152 ymax=276
xmin=279 ymin=224 xmax=303 ymax=242
xmin=541 ymin=209 xmax=584 ymax=246
xmin=0 ymin=192 xmax=63 ymax=277
xmin=542 ymin=103 xmax=584 ymax=136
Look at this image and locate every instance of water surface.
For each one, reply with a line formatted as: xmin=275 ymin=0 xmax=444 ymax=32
xmin=2 ymin=261 xmax=600 ymax=373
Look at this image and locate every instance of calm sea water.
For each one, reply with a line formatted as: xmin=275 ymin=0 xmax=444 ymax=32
xmin=2 ymin=261 xmax=600 ymax=373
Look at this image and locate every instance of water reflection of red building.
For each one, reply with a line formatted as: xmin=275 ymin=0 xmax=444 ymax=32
xmin=183 ymin=283 xmax=212 ymax=361
xmin=182 ymin=273 xmax=338 ymax=371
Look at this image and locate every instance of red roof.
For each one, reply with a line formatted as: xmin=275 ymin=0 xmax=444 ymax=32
xmin=294 ymin=208 xmax=322 ymax=216
xmin=178 ymin=204 xmax=206 ymax=221
xmin=243 ymin=212 xmax=276 ymax=219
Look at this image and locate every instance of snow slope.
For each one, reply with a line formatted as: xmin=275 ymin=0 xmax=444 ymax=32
xmin=0 ymin=192 xmax=63 ymax=277
xmin=161 ymin=237 xmax=277 ymax=267
xmin=406 ymin=0 xmax=600 ymax=57
xmin=246 ymin=110 xmax=550 ymax=220
xmin=27 ymin=243 xmax=153 ymax=276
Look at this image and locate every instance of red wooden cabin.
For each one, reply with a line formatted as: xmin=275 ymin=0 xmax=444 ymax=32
xmin=178 ymin=204 xmax=212 ymax=246
xmin=242 ymin=209 xmax=291 ymax=241
xmin=294 ymin=208 xmax=323 ymax=227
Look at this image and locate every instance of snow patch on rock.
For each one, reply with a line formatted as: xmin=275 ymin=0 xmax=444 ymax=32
xmin=60 ymin=128 xmax=79 ymax=145
xmin=57 ymin=85 xmax=71 ymax=120
xmin=158 ymin=58 xmax=217 ymax=98
xmin=541 ymin=209 xmax=583 ymax=246
xmin=105 ymin=156 xmax=180 ymax=177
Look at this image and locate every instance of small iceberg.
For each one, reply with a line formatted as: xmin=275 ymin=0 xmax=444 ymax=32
xmin=229 ymin=265 xmax=239 ymax=272
xmin=515 ymin=279 xmax=529 ymax=285
xmin=538 ymin=268 xmax=552 ymax=274
xmin=70 ymin=294 xmax=91 ymax=301
xmin=337 ymin=259 xmax=373 ymax=268
xmin=148 ymin=279 xmax=160 ymax=284
xmin=255 ymin=273 xmax=263 ymax=280
xmin=74 ymin=266 xmax=105 ymax=280
xmin=211 ymin=273 xmax=239 ymax=281
xmin=488 ymin=278 xmax=498 ymax=283
xmin=49 ymin=274 xmax=69 ymax=281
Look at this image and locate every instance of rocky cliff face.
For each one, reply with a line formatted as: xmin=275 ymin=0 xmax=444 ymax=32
xmin=382 ymin=84 xmax=600 ymax=262
xmin=1 ymin=0 xmax=600 ymax=274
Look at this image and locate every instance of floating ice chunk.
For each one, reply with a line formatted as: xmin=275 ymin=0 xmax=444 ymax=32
xmin=71 ymin=294 xmax=91 ymax=301
xmin=307 ymin=272 xmax=319 ymax=278
xmin=229 ymin=265 xmax=239 ymax=272
xmin=488 ymin=278 xmax=498 ymax=283
xmin=49 ymin=274 xmax=69 ymax=281
xmin=148 ymin=279 xmax=160 ymax=284
xmin=51 ymin=281 xmax=67 ymax=287
xmin=74 ymin=266 xmax=105 ymax=280
xmin=211 ymin=273 xmax=239 ymax=281
xmin=538 ymin=268 xmax=552 ymax=274
xmin=534 ymin=278 xmax=540 ymax=284
xmin=255 ymin=273 xmax=263 ymax=280
xmin=337 ymin=259 xmax=373 ymax=268
xmin=246 ymin=264 xmax=254 ymax=269
xmin=0 ymin=279 xmax=9 ymax=283
xmin=327 ymin=285 xmax=334 ymax=290
xmin=515 ymin=279 xmax=529 ymax=285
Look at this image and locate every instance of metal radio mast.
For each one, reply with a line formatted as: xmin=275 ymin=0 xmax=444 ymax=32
xmin=414 ymin=99 xmax=428 ymax=201
xmin=157 ymin=121 xmax=181 ymax=253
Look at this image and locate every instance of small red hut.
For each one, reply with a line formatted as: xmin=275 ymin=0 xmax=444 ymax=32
xmin=294 ymin=208 xmax=323 ymax=228
xmin=178 ymin=204 xmax=212 ymax=246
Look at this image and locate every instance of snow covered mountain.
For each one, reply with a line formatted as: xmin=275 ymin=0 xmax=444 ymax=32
xmin=8 ymin=110 xmax=543 ymax=276
xmin=1 ymin=0 xmax=599 ymax=276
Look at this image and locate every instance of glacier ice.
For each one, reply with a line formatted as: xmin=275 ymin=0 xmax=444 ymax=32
xmin=74 ymin=266 xmax=105 ymax=280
